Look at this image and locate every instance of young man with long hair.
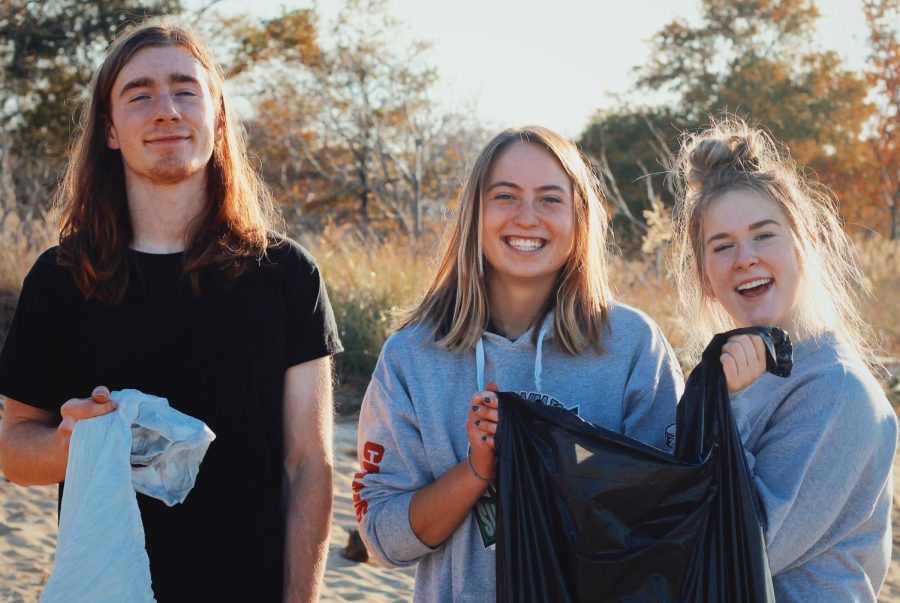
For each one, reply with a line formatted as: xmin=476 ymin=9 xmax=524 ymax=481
xmin=0 ymin=18 xmax=342 ymax=602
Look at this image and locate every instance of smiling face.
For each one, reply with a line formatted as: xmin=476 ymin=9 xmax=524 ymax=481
xmin=106 ymin=44 xmax=218 ymax=186
xmin=481 ymin=141 xmax=575 ymax=296
xmin=700 ymin=188 xmax=802 ymax=334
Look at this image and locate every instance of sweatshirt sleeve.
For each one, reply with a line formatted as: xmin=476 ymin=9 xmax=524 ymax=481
xmin=621 ymin=320 xmax=683 ymax=452
xmin=737 ymin=368 xmax=897 ymax=576
xmin=352 ymin=335 xmax=438 ymax=567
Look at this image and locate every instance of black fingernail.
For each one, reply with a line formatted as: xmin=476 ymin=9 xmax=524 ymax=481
xmin=472 ymin=405 xmax=480 ymax=412
xmin=474 ymin=419 xmax=481 ymax=426
xmin=481 ymin=435 xmax=487 ymax=442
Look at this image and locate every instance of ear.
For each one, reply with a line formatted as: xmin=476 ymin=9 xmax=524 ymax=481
xmin=106 ymin=117 xmax=120 ymax=150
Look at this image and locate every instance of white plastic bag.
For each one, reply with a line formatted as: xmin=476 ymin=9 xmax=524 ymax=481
xmin=40 ymin=389 xmax=215 ymax=603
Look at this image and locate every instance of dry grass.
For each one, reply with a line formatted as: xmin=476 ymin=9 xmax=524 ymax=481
xmin=855 ymin=236 xmax=900 ymax=360
xmin=0 ymin=204 xmax=896 ymax=407
xmin=0 ymin=140 xmax=58 ymax=294
xmin=300 ymin=228 xmax=899 ymax=409
xmin=300 ymin=224 xmax=439 ymax=401
xmin=0 ymin=207 xmax=57 ymax=294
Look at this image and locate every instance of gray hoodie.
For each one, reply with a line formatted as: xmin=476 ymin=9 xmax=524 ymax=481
xmin=729 ymin=332 xmax=897 ymax=602
xmin=353 ymin=301 xmax=684 ymax=603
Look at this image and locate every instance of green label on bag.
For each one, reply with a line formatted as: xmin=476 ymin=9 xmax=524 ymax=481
xmin=473 ymin=483 xmax=497 ymax=548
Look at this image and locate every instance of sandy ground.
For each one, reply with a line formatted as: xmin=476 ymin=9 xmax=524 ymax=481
xmin=2 ymin=416 xmax=899 ymax=602
xmin=321 ymin=416 xmax=416 ymax=602
xmin=0 ymin=415 xmax=414 ymax=603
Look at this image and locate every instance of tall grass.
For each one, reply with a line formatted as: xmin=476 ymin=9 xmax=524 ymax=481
xmin=301 ymin=227 xmax=899 ymax=410
xmin=0 ymin=143 xmax=58 ymax=294
xmin=0 ymin=207 xmax=896 ymax=410
xmin=855 ymin=236 xmax=900 ymax=359
xmin=301 ymin=224 xmax=439 ymax=402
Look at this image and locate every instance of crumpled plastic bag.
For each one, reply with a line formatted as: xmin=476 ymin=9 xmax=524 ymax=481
xmin=495 ymin=327 xmax=792 ymax=603
xmin=40 ymin=389 xmax=216 ymax=603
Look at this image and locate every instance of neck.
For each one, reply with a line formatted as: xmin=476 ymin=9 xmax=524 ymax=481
xmin=126 ymin=170 xmax=208 ymax=253
xmin=487 ymin=273 xmax=554 ymax=340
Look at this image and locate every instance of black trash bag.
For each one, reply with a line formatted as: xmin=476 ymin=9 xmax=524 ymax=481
xmin=495 ymin=326 xmax=792 ymax=603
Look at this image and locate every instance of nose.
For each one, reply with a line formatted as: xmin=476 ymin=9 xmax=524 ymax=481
xmin=734 ymin=242 xmax=758 ymax=269
xmin=154 ymin=92 xmax=181 ymax=123
xmin=513 ymin=198 xmax=540 ymax=226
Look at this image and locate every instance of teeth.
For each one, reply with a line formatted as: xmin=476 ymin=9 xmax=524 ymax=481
xmin=737 ymin=278 xmax=772 ymax=291
xmin=506 ymin=237 xmax=544 ymax=251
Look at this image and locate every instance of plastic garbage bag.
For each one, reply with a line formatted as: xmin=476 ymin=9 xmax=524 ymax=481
xmin=495 ymin=327 xmax=792 ymax=603
xmin=41 ymin=389 xmax=216 ymax=603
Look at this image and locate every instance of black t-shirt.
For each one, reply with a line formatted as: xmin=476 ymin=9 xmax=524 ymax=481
xmin=0 ymin=240 xmax=342 ymax=602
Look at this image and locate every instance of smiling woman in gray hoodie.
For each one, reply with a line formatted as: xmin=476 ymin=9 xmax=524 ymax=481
xmin=670 ymin=119 xmax=897 ymax=602
xmin=353 ymin=126 xmax=764 ymax=603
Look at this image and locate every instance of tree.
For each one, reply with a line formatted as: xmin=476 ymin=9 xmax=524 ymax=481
xmin=863 ymin=0 xmax=900 ymax=240
xmin=580 ymin=0 xmax=874 ymax=243
xmin=0 ymin=0 xmax=183 ymax=213
xmin=0 ymin=0 xmax=183 ymax=160
xmin=193 ymin=6 xmax=319 ymax=80
xmin=580 ymin=108 xmax=681 ymax=253
xmin=242 ymin=0 xmax=481 ymax=234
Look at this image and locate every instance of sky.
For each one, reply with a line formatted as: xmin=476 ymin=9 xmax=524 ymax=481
xmin=196 ymin=0 xmax=872 ymax=137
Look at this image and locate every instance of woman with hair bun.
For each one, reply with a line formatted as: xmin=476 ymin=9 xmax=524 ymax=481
xmin=671 ymin=118 xmax=897 ymax=601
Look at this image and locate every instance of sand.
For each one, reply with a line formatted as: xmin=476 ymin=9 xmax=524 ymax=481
xmin=321 ymin=416 xmax=416 ymax=602
xmin=1 ymin=415 xmax=899 ymax=602
xmin=0 ymin=415 xmax=414 ymax=603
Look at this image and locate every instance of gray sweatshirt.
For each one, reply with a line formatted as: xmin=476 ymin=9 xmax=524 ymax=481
xmin=729 ymin=332 xmax=897 ymax=602
xmin=354 ymin=301 xmax=684 ymax=603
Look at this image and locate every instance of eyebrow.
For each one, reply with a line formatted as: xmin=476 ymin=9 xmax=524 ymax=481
xmin=485 ymin=180 xmax=568 ymax=193
xmin=118 ymin=73 xmax=200 ymax=98
xmin=705 ymin=219 xmax=781 ymax=245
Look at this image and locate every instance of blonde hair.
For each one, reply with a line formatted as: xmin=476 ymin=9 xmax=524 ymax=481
xmin=670 ymin=118 xmax=874 ymax=365
xmin=398 ymin=126 xmax=613 ymax=354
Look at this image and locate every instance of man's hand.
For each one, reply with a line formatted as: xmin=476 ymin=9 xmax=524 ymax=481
xmin=0 ymin=386 xmax=116 ymax=485
xmin=721 ymin=334 xmax=767 ymax=394
xmin=57 ymin=385 xmax=118 ymax=449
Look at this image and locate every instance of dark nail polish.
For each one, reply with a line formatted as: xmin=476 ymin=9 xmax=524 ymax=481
xmin=472 ymin=405 xmax=480 ymax=412
xmin=474 ymin=419 xmax=481 ymax=426
xmin=481 ymin=435 xmax=487 ymax=442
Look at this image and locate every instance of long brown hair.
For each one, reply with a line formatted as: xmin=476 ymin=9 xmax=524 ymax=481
xmin=398 ymin=126 xmax=613 ymax=355
xmin=56 ymin=17 xmax=281 ymax=302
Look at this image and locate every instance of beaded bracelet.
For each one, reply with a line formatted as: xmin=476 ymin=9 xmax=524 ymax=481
xmin=466 ymin=444 xmax=493 ymax=482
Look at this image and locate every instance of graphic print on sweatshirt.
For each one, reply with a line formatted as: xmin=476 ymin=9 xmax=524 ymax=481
xmin=472 ymin=391 xmax=580 ymax=548
xmin=518 ymin=389 xmax=579 ymax=416
xmin=353 ymin=440 xmax=385 ymax=522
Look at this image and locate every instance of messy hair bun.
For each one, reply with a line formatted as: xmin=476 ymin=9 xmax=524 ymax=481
xmin=679 ymin=129 xmax=776 ymax=202
xmin=669 ymin=117 xmax=877 ymax=372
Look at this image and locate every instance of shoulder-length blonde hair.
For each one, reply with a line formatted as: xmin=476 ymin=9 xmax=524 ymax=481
xmin=398 ymin=126 xmax=613 ymax=355
xmin=670 ymin=118 xmax=874 ymax=365
xmin=56 ymin=17 xmax=282 ymax=303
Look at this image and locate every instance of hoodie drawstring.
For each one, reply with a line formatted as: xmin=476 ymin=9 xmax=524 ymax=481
xmin=534 ymin=323 xmax=549 ymax=392
xmin=476 ymin=337 xmax=485 ymax=392
xmin=476 ymin=321 xmax=550 ymax=393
